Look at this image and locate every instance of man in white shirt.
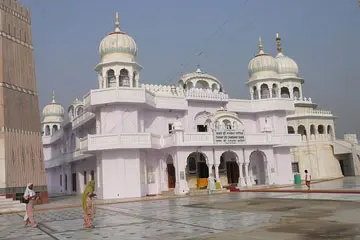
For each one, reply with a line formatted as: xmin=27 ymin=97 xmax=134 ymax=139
xmin=304 ymin=169 xmax=311 ymax=191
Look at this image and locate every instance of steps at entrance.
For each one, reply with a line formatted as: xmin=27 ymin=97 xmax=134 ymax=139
xmin=224 ymin=186 xmax=240 ymax=192
xmin=0 ymin=196 xmax=26 ymax=213
xmin=161 ymin=189 xmax=175 ymax=196
xmin=188 ymin=188 xmax=230 ymax=196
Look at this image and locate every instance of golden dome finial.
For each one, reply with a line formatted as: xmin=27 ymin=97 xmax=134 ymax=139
xmin=52 ymin=90 xmax=56 ymax=103
xmin=276 ymin=32 xmax=282 ymax=53
xmin=115 ymin=12 xmax=120 ymax=32
xmin=258 ymin=36 xmax=263 ymax=51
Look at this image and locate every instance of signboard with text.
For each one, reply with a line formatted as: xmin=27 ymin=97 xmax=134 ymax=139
xmin=214 ymin=130 xmax=245 ymax=144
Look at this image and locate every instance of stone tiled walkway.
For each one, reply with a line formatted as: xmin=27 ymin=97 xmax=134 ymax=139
xmin=2 ymin=177 xmax=360 ymax=239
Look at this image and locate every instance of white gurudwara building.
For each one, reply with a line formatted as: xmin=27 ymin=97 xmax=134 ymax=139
xmin=41 ymin=14 xmax=360 ymax=199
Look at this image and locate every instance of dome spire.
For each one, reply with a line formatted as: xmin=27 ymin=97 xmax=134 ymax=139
xmin=276 ymin=32 xmax=282 ymax=53
xmin=257 ymin=36 xmax=265 ymax=55
xmin=115 ymin=12 xmax=120 ymax=32
xmin=196 ymin=64 xmax=201 ymax=73
xmin=52 ymin=90 xmax=56 ymax=103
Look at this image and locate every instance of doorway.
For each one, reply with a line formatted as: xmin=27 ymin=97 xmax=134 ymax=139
xmin=226 ymin=162 xmax=239 ymax=185
xmin=198 ymin=161 xmax=209 ymax=178
xmin=72 ymin=173 xmax=77 ymax=192
xmin=167 ymin=164 xmax=176 ymax=188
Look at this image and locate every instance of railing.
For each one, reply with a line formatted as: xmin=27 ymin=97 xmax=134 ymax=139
xmin=288 ymin=109 xmax=333 ymax=118
xmin=86 ymin=132 xmax=301 ymax=151
xmin=72 ymin=112 xmax=96 ymax=129
xmin=185 ymin=88 xmax=229 ymax=101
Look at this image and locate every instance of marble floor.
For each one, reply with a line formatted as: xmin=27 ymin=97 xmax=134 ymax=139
xmin=2 ymin=177 xmax=360 ymax=240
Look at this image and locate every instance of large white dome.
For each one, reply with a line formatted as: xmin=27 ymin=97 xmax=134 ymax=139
xmin=274 ymin=33 xmax=299 ymax=78
xmin=42 ymin=91 xmax=64 ymax=123
xmin=99 ymin=13 xmax=137 ymax=58
xmin=248 ymin=37 xmax=278 ymax=80
xmin=275 ymin=53 xmax=299 ymax=77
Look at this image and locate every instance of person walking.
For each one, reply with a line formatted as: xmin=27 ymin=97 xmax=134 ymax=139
xmin=82 ymin=180 xmax=96 ymax=228
xmin=23 ymin=183 xmax=39 ymax=228
xmin=304 ymin=170 xmax=311 ymax=191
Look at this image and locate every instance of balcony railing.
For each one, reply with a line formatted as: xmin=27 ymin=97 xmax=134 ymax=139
xmin=86 ymin=132 xmax=301 ymax=151
xmin=72 ymin=112 xmax=96 ymax=130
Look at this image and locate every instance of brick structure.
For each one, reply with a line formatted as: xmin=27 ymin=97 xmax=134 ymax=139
xmin=0 ymin=0 xmax=48 ymax=203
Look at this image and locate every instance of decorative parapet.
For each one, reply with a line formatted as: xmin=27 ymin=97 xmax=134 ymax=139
xmin=294 ymin=96 xmax=313 ymax=103
xmin=185 ymin=88 xmax=229 ymax=101
xmin=44 ymin=137 xmax=91 ymax=169
xmin=140 ymin=83 xmax=184 ymax=96
xmin=86 ymin=131 xmax=301 ymax=151
xmin=287 ymin=108 xmax=333 ymax=118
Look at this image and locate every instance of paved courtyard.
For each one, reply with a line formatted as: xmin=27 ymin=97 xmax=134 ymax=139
xmin=2 ymin=177 xmax=360 ymax=240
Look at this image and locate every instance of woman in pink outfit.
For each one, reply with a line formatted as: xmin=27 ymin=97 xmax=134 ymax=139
xmin=23 ymin=183 xmax=39 ymax=228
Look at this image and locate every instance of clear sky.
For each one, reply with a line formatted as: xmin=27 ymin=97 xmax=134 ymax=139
xmin=19 ymin=0 xmax=360 ymax=137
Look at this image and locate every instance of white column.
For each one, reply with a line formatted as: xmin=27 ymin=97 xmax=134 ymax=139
xmin=174 ymin=152 xmax=189 ymax=195
xmin=246 ymin=163 xmax=253 ymax=186
xmin=207 ymin=163 xmax=214 ymax=190
xmin=115 ymin=74 xmax=120 ymax=87
xmin=237 ymin=161 xmax=246 ymax=187
xmin=214 ymin=164 xmax=220 ymax=182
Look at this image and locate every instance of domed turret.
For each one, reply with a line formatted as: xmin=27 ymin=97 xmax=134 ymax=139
xmin=248 ymin=37 xmax=278 ymax=81
xmin=99 ymin=12 xmax=137 ymax=63
xmin=179 ymin=66 xmax=223 ymax=92
xmin=274 ymin=33 xmax=299 ymax=78
xmin=95 ymin=13 xmax=142 ymax=89
xmin=42 ymin=91 xmax=64 ymax=136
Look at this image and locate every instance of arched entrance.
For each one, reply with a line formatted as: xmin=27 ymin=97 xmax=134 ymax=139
xmin=249 ymin=150 xmax=267 ymax=185
xmin=220 ymin=151 xmax=239 ymax=186
xmin=166 ymin=155 xmax=176 ymax=189
xmin=186 ymin=152 xmax=209 ymax=189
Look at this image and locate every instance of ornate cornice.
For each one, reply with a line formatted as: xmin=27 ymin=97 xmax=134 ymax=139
xmin=0 ymin=3 xmax=31 ymax=24
xmin=0 ymin=30 xmax=33 ymax=49
xmin=0 ymin=82 xmax=38 ymax=96
xmin=0 ymin=127 xmax=42 ymax=136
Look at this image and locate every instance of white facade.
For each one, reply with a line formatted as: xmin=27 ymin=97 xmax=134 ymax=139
xmin=41 ymin=15 xmax=358 ymax=199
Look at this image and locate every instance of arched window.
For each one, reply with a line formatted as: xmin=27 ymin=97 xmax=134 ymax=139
xmin=318 ymin=125 xmax=324 ymax=134
xmin=77 ymin=107 xmax=83 ymax=116
xmin=119 ymin=69 xmax=130 ymax=87
xmin=132 ymin=71 xmax=137 ymax=87
xmin=327 ymin=125 xmax=334 ymax=139
xmin=52 ymin=125 xmax=58 ymax=133
xmin=188 ymin=157 xmax=196 ymax=173
xmin=45 ymin=125 xmax=50 ymax=136
xmin=297 ymin=125 xmax=307 ymax=136
xmin=260 ymin=84 xmax=270 ymax=99
xmin=272 ymin=84 xmax=278 ymax=98
xmin=281 ymin=87 xmax=290 ymax=98
xmin=223 ymin=120 xmax=232 ymax=130
xmin=195 ymin=80 xmax=209 ymax=89
xmin=253 ymin=86 xmax=259 ymax=100
xmin=187 ymin=82 xmax=194 ymax=89
xmin=293 ymin=87 xmax=300 ymax=99
xmin=287 ymin=126 xmax=295 ymax=134
xmin=107 ymin=69 xmax=116 ymax=88
xmin=310 ymin=124 xmax=316 ymax=135
xmin=212 ymin=83 xmax=218 ymax=91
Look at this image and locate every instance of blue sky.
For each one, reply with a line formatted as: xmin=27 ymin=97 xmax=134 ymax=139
xmin=19 ymin=0 xmax=360 ymax=137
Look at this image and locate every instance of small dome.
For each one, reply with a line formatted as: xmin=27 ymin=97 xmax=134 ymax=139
xmin=275 ymin=53 xmax=299 ymax=77
xmin=99 ymin=13 xmax=137 ymax=58
xmin=179 ymin=66 xmax=223 ymax=92
xmin=248 ymin=37 xmax=278 ymax=80
xmin=42 ymin=91 xmax=64 ymax=123
xmin=274 ymin=33 xmax=299 ymax=78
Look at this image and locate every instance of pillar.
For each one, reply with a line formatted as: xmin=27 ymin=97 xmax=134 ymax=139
xmin=174 ymin=152 xmax=189 ymax=195
xmin=244 ymin=162 xmax=251 ymax=186
xmin=115 ymin=74 xmax=120 ymax=87
xmin=237 ymin=161 xmax=246 ymax=187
